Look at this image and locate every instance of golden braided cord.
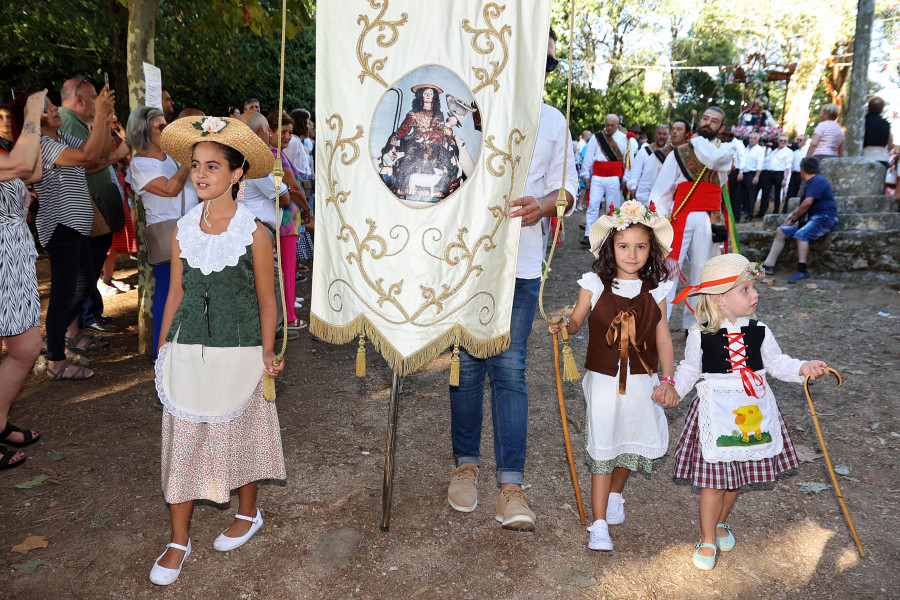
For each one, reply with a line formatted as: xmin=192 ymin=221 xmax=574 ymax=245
xmin=537 ymin=1 xmax=575 ymax=323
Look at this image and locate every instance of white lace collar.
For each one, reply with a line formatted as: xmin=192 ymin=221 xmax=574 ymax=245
xmin=176 ymin=202 xmax=257 ymax=275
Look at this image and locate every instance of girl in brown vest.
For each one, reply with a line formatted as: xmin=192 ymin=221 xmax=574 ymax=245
xmin=550 ymin=200 xmax=679 ymax=552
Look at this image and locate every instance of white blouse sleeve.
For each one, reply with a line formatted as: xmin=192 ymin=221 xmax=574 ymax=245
xmin=674 ymin=328 xmax=703 ymax=398
xmin=759 ymin=323 xmax=805 ymax=383
xmin=651 ymin=280 xmax=675 ymax=304
xmin=576 ymin=272 xmax=604 ymax=310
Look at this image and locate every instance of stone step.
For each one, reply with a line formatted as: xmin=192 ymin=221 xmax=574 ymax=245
xmin=762 ymin=212 xmax=900 ymax=231
xmin=781 ymin=196 xmax=898 ymax=214
xmin=739 ymin=229 xmax=900 ymax=281
xmin=832 ymin=196 xmax=900 ymax=213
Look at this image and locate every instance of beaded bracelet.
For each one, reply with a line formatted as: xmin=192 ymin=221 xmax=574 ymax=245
xmin=660 ymin=377 xmax=675 ymax=386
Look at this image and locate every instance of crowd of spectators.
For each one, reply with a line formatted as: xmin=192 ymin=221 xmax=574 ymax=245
xmin=0 ymin=83 xmax=317 ymax=469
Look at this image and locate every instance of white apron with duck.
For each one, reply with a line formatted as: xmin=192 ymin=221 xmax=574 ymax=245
xmin=695 ymin=373 xmax=783 ymax=463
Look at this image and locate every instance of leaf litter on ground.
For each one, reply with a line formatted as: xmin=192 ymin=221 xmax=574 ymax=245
xmin=797 ymin=481 xmax=832 ymax=494
xmin=553 ymin=565 xmax=597 ymax=588
xmin=14 ymin=474 xmax=51 ymax=489
xmin=18 ymin=559 xmax=48 ymax=573
xmin=12 ymin=536 xmax=48 ymax=555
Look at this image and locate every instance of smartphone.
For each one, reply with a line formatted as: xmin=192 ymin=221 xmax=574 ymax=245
xmin=44 ymin=98 xmax=49 ymax=114
xmin=104 ymin=72 xmax=109 ymax=88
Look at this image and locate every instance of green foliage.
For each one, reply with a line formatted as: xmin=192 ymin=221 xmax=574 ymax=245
xmin=0 ymin=0 xmax=314 ymax=118
xmin=156 ymin=3 xmax=316 ymax=117
xmin=672 ymin=35 xmax=743 ymax=123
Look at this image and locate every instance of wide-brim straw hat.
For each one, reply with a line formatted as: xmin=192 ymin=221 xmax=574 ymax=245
xmin=160 ymin=116 xmax=274 ymax=180
xmin=688 ymin=253 xmax=764 ymax=296
xmin=588 ymin=201 xmax=674 ymax=259
xmin=411 ymin=84 xmax=444 ymax=94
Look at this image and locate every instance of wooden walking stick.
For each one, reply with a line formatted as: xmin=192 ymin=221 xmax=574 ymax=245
xmin=551 ymin=322 xmax=586 ymax=525
xmin=803 ymin=368 xmax=866 ymax=557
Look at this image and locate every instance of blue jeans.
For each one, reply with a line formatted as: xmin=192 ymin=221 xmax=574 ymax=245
xmin=449 ymin=277 xmax=540 ymax=485
xmin=152 ymin=262 xmax=171 ymax=360
xmin=778 ymin=214 xmax=838 ymax=243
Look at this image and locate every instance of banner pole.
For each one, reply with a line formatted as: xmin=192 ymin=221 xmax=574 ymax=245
xmin=380 ymin=370 xmax=401 ymax=531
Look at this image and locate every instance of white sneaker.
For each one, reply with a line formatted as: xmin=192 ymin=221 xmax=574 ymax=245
xmin=149 ymin=540 xmax=191 ymax=585
xmin=587 ymin=519 xmax=613 ymax=551
xmin=213 ymin=509 xmax=263 ymax=551
xmin=606 ymin=493 xmax=625 ymax=525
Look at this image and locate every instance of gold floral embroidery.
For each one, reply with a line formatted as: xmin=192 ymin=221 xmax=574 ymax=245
xmin=461 ymin=3 xmax=511 ymax=94
xmin=356 ymin=0 xmax=408 ymax=88
xmin=321 ymin=114 xmax=524 ymax=332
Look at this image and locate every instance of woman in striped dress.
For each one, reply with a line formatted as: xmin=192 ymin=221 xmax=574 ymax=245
xmin=31 ymin=87 xmax=117 ymax=379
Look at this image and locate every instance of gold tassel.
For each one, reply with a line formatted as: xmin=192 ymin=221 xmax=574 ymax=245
xmin=263 ymin=374 xmax=276 ymax=401
xmin=560 ymin=331 xmax=580 ymax=381
xmin=449 ymin=344 xmax=460 ymax=386
xmin=356 ymin=333 xmax=366 ymax=377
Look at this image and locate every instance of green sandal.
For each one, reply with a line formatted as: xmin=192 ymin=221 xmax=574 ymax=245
xmin=693 ymin=541 xmax=718 ymax=571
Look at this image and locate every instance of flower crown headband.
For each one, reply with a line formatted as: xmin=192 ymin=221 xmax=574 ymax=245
xmin=606 ymin=199 xmax=663 ymax=231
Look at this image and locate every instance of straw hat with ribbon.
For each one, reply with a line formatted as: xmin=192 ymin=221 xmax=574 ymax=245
xmin=161 ymin=116 xmax=273 ymax=179
xmin=588 ymin=200 xmax=674 ymax=259
xmin=672 ymin=254 xmax=764 ymax=307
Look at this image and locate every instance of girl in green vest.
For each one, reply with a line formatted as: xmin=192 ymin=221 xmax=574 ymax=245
xmin=149 ymin=116 xmax=287 ymax=586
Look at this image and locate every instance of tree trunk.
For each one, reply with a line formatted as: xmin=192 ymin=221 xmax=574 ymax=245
xmin=128 ymin=0 xmax=161 ymax=355
xmin=782 ymin=11 xmax=845 ymax=137
xmin=845 ymin=0 xmax=876 ymax=156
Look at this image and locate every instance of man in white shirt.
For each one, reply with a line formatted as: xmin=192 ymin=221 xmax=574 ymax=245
xmin=447 ymin=29 xmax=577 ymax=532
xmin=630 ymin=120 xmax=689 ymax=205
xmin=649 ymin=107 xmax=735 ymax=329
xmin=786 ymin=134 xmax=809 ymax=210
xmin=579 ymin=114 xmax=627 ymax=245
xmin=719 ymin=125 xmax=745 ymax=220
xmin=740 ymin=131 xmax=765 ymax=222
xmin=756 ymin=134 xmax=793 ymax=217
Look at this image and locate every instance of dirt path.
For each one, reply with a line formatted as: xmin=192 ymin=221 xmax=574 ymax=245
xmin=1 ymin=214 xmax=898 ymax=599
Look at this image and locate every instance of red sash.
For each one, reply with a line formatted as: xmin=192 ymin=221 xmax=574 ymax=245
xmin=592 ymin=161 xmax=624 ymax=177
xmin=670 ymin=180 xmax=722 ymax=262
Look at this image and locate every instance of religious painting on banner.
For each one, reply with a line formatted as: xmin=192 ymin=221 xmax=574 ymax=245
xmin=312 ymin=0 xmax=553 ymax=375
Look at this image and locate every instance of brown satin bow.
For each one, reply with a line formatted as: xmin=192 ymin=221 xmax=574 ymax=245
xmin=606 ymin=307 xmax=654 ymax=394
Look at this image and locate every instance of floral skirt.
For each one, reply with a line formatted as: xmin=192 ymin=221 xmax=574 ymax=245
xmin=161 ymin=381 xmax=286 ymax=504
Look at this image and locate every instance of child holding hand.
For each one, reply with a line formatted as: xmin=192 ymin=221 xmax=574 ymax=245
xmin=670 ymin=253 xmax=830 ymax=570
xmin=551 ymin=201 xmax=679 ymax=551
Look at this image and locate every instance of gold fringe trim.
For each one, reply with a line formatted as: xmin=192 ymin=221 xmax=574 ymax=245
xmin=310 ymin=312 xmax=510 ymax=376
xmin=356 ymin=333 xmax=367 ymax=377
xmin=449 ymin=344 xmax=460 ymax=386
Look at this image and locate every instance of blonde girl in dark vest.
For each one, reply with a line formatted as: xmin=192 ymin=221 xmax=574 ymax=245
xmin=669 ymin=253 xmax=829 ymax=571
xmin=550 ymin=200 xmax=679 ymax=552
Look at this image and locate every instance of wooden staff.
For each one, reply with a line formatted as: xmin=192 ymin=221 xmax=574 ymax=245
xmin=552 ymin=328 xmax=586 ymax=525
xmin=803 ymin=368 xmax=865 ymax=557
xmin=380 ymin=371 xmax=401 ymax=531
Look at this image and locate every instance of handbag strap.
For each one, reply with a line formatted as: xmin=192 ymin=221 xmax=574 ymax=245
xmin=180 ymin=188 xmax=185 ymax=216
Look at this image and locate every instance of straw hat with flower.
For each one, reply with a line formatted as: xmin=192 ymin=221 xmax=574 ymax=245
xmin=685 ymin=254 xmax=764 ymax=297
xmin=160 ymin=116 xmax=274 ymax=180
xmin=588 ymin=200 xmax=674 ymax=258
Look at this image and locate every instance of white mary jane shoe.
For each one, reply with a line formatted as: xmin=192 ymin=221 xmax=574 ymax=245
xmin=213 ymin=508 xmax=263 ymax=552
xmin=149 ymin=539 xmax=191 ymax=586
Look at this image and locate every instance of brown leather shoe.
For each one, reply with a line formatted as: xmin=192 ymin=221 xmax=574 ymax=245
xmin=495 ymin=488 xmax=535 ymax=531
xmin=447 ymin=464 xmax=478 ymax=512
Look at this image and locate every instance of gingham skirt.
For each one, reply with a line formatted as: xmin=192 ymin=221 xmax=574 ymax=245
xmin=673 ymin=393 xmax=799 ymax=489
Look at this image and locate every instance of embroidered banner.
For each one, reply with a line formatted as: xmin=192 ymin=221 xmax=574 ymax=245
xmin=311 ymin=0 xmax=552 ymax=374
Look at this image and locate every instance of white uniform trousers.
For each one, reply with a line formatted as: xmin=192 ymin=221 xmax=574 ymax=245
xmin=585 ymin=175 xmax=623 ymax=229
xmin=666 ymin=211 xmax=716 ymax=330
